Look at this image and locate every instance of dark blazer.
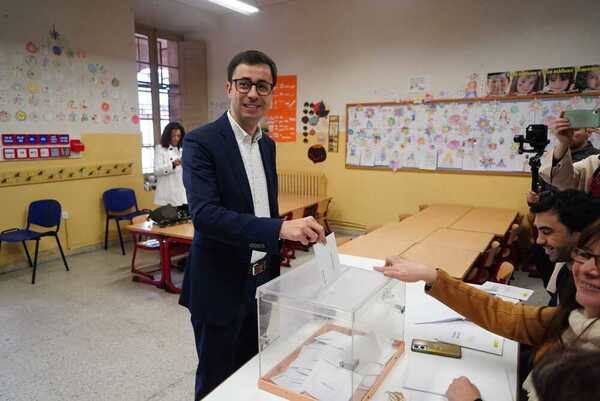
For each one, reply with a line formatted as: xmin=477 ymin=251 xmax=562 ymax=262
xmin=179 ymin=113 xmax=283 ymax=324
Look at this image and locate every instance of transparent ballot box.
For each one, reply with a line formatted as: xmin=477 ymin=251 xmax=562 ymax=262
xmin=257 ymin=260 xmax=406 ymax=401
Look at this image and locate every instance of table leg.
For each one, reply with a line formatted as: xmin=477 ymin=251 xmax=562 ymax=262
xmin=161 ymin=238 xmax=182 ymax=294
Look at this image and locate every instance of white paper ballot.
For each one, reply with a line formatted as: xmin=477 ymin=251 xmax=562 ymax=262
xmin=403 ymin=352 xmax=513 ymax=401
xmin=413 ymin=293 xmax=466 ymax=324
xmin=432 ymin=320 xmax=505 ymax=355
xmin=313 ymin=233 xmax=342 ymax=286
xmin=303 ymin=359 xmax=361 ymax=401
xmin=480 ymin=281 xmax=533 ymax=301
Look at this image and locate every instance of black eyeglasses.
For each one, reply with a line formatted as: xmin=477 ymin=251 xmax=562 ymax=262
xmin=572 ymin=247 xmax=600 ymax=270
xmin=231 ymin=78 xmax=274 ymax=96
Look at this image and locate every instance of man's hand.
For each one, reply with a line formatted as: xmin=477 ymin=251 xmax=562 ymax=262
xmin=551 ymin=115 xmax=574 ymax=160
xmin=280 ymin=216 xmax=326 ymax=245
xmin=373 ymin=257 xmax=438 ymax=284
xmin=526 ymin=190 xmax=539 ymax=205
xmin=446 ymin=377 xmax=481 ymax=401
xmin=173 ymin=159 xmax=182 ymax=167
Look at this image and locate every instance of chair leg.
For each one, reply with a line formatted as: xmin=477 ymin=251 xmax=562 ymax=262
xmin=115 ymin=219 xmax=125 ymax=255
xmin=54 ymin=235 xmax=69 ymax=272
xmin=104 ymin=216 xmax=110 ymax=250
xmin=22 ymin=241 xmax=33 ymax=267
xmin=31 ymin=239 xmax=40 ymax=284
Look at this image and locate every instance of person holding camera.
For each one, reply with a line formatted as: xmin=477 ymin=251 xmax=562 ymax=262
xmin=539 ymin=115 xmax=600 ymax=198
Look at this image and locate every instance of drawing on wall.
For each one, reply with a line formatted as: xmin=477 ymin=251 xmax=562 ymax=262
xmin=408 ymin=76 xmax=430 ymax=93
xmin=509 ymin=69 xmax=544 ymax=96
xmin=575 ymin=65 xmax=600 ymax=92
xmin=0 ymin=25 xmax=138 ymax=131
xmin=346 ymin=96 xmax=600 ymax=173
xmin=328 ymin=115 xmax=340 ymax=153
xmin=301 ymin=100 xmax=330 ymax=145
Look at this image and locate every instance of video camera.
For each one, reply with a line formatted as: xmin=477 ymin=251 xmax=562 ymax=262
xmin=513 ymin=124 xmax=550 ymax=192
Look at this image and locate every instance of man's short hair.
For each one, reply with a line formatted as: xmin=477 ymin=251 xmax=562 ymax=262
xmin=227 ymin=50 xmax=278 ymax=86
xmin=530 ymin=189 xmax=600 ymax=232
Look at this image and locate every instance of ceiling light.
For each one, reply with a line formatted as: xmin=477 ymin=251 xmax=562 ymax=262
xmin=207 ymin=0 xmax=259 ymax=15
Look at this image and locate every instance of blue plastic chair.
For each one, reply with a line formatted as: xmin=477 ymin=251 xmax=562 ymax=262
xmin=0 ymin=199 xmax=69 ymax=284
xmin=103 ymin=188 xmax=149 ymax=255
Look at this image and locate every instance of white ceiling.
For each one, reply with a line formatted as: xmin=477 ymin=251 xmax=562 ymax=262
xmin=134 ymin=0 xmax=293 ymax=38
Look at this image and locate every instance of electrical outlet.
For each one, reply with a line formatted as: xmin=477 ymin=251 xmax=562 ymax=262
xmin=62 ymin=211 xmax=69 ymax=220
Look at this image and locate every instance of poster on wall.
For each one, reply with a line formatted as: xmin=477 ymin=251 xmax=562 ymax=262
xmin=485 ymin=65 xmax=600 ymax=98
xmin=265 ymin=75 xmax=297 ymax=142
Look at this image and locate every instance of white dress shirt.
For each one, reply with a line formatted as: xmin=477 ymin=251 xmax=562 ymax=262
xmin=227 ymin=111 xmax=271 ymax=263
xmin=153 ymin=145 xmax=187 ymax=206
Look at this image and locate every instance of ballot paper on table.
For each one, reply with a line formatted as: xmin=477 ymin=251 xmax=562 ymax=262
xmin=413 ymin=292 xmax=466 ymax=324
xmin=431 ymin=320 xmax=505 ymax=355
xmin=403 ymin=352 xmax=513 ymax=401
xmin=480 ymin=281 xmax=533 ymax=301
xmin=313 ymin=233 xmax=343 ymax=286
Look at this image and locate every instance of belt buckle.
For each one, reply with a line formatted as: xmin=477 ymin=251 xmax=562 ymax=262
xmin=250 ymin=259 xmax=266 ymax=276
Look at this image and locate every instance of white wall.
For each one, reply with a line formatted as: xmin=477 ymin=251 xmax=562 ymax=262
xmin=199 ymin=0 xmax=600 ymax=116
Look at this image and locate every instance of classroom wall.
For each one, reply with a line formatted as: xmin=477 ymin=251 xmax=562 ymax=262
xmin=198 ymin=0 xmax=600 ymax=229
xmin=0 ymin=0 xmax=152 ymax=271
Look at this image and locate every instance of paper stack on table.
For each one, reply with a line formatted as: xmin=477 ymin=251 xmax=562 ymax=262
xmin=403 ymin=351 xmax=513 ymax=401
xmin=270 ymin=329 xmax=396 ymax=401
xmin=431 ymin=320 xmax=505 ymax=355
xmin=480 ymin=281 xmax=533 ymax=301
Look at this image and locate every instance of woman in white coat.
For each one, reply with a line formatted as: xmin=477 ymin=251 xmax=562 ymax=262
xmin=154 ymin=122 xmax=187 ymax=209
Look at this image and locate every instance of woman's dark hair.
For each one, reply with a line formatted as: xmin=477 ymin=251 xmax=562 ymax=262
xmin=532 ymin=347 xmax=600 ymax=401
xmin=539 ymin=219 xmax=600 ymax=350
xmin=545 ymin=71 xmax=574 ymax=90
xmin=575 ymin=65 xmax=600 ymax=91
xmin=160 ymin=122 xmax=185 ymax=149
xmin=227 ymin=50 xmax=278 ymax=87
xmin=530 ymin=189 xmax=600 ymax=233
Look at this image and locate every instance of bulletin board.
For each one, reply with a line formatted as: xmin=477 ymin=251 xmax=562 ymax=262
xmin=345 ymin=94 xmax=600 ymax=175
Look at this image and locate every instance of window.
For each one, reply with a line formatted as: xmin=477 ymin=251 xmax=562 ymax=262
xmin=135 ymin=30 xmax=182 ymax=174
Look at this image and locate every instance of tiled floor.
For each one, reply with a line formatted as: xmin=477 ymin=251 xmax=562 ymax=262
xmin=0 ymin=237 xmax=549 ymax=401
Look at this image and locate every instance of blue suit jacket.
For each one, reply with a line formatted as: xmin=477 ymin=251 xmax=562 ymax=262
xmin=179 ymin=113 xmax=283 ymax=324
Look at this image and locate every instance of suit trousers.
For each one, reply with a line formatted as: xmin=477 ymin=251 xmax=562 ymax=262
xmin=191 ymin=271 xmax=271 ymax=400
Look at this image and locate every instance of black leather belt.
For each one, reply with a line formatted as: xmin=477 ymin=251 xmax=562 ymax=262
xmin=248 ymin=258 xmax=267 ymax=276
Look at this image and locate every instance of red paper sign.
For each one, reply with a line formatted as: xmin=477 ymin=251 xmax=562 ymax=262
xmin=265 ymin=75 xmax=297 ymax=142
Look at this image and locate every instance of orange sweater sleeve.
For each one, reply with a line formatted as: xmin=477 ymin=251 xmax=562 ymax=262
xmin=426 ymin=270 xmax=557 ymax=346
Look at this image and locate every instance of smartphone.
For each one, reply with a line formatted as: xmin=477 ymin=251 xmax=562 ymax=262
xmin=564 ymin=109 xmax=600 ymax=129
xmin=411 ymin=339 xmax=462 ymax=359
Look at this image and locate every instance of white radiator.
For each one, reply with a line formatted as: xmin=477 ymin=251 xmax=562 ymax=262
xmin=277 ymin=170 xmax=327 ymax=197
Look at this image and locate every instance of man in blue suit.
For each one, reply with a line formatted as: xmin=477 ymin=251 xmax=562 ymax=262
xmin=180 ymin=50 xmax=325 ymax=400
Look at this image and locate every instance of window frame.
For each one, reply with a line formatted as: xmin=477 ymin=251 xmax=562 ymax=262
xmin=135 ymin=24 xmax=183 ymax=174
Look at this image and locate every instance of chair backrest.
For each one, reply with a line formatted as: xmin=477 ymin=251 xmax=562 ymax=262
xmin=28 ymin=199 xmax=62 ymax=230
xmin=496 ymin=261 xmax=515 ymax=283
xmin=302 ymin=203 xmax=318 ymax=218
xmin=315 ymin=199 xmax=331 ymax=218
xmin=103 ymin=188 xmax=138 ymax=213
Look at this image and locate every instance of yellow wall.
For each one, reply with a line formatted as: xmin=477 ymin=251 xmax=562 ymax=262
xmin=0 ymin=133 xmax=154 ymax=272
xmin=277 ymin=134 xmax=531 ymax=230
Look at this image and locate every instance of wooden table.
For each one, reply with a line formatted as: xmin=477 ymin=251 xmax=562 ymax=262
xmin=401 ymin=242 xmax=481 ymax=279
xmin=420 ymin=228 xmax=495 ymax=252
xmin=278 ymin=193 xmax=332 ymax=218
xmin=416 ymin=204 xmax=473 ymax=227
xmin=126 ymin=221 xmax=193 ymax=293
xmin=126 ymin=194 xmax=333 ymax=293
xmin=450 ymin=207 xmax=518 ymax=237
xmin=337 ymin=234 xmax=414 ymax=260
